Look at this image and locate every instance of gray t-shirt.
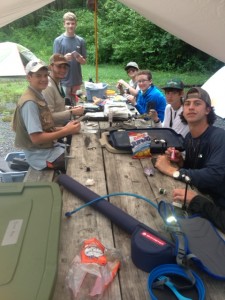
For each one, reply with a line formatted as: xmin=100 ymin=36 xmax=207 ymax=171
xmin=21 ymin=101 xmax=64 ymax=170
xmin=53 ymin=34 xmax=87 ymax=87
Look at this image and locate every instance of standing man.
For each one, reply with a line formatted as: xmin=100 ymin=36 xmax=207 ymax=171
xmin=155 ymin=87 xmax=225 ymax=206
xmin=129 ymin=70 xmax=166 ymax=122
xmin=12 ymin=59 xmax=81 ymax=171
xmin=43 ymin=53 xmax=84 ymax=127
xmin=150 ymin=79 xmax=189 ymax=137
xmin=53 ymin=11 xmax=87 ymax=104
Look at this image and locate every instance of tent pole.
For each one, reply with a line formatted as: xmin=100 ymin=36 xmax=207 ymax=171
xmin=94 ymin=0 xmax=98 ymax=82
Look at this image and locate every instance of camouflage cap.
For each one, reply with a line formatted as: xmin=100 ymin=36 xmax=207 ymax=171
xmin=162 ymin=79 xmax=184 ymax=90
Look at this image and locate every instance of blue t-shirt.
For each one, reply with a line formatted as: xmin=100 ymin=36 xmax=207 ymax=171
xmin=135 ymin=85 xmax=166 ymax=122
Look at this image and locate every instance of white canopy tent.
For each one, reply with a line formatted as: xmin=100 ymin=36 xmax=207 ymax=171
xmin=1 ymin=0 xmax=54 ymax=28
xmin=202 ymin=67 xmax=225 ymax=118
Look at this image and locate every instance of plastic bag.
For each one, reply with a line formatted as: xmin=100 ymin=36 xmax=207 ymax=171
xmin=66 ymin=238 xmax=121 ymax=299
xmin=128 ymin=131 xmax=151 ymax=158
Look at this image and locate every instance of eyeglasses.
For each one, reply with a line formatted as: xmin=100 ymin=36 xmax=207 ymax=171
xmin=137 ymin=79 xmax=149 ymax=84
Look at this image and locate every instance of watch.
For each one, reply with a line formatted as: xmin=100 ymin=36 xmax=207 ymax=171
xmin=173 ymin=170 xmax=181 ymax=180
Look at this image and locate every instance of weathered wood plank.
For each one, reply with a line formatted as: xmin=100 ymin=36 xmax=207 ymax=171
xmin=52 ymin=128 xmax=122 ymax=300
xmin=24 ymin=167 xmax=55 ymax=182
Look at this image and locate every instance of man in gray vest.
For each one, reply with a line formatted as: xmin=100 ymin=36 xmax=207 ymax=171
xmin=12 ymin=59 xmax=81 ymax=171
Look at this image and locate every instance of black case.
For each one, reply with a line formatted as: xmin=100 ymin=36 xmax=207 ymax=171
xmin=108 ymin=128 xmax=184 ymax=153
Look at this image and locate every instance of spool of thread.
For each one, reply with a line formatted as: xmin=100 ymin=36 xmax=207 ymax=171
xmin=159 ymin=188 xmax=167 ymax=195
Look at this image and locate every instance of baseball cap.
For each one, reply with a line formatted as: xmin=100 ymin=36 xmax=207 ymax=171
xmin=162 ymin=79 xmax=184 ymax=90
xmin=25 ymin=59 xmax=48 ymax=75
xmin=185 ymin=87 xmax=211 ymax=106
xmin=49 ymin=54 xmax=69 ymax=66
xmin=124 ymin=62 xmax=139 ymax=71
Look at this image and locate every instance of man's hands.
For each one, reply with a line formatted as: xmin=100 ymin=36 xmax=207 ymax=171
xmin=148 ymin=109 xmax=159 ymax=123
xmin=155 ymin=147 xmax=184 ymax=176
xmin=64 ymin=120 xmax=81 ymax=135
xmin=155 ymin=154 xmax=178 ymax=176
xmin=70 ymin=105 xmax=84 ymax=116
xmin=64 ymin=53 xmax=86 ymax=64
xmin=173 ymin=188 xmax=197 ymax=205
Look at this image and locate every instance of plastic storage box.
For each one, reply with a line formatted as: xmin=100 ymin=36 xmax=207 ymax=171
xmin=85 ymin=82 xmax=108 ymax=101
xmin=0 ymin=182 xmax=62 ymax=300
xmin=0 ymin=152 xmax=27 ymax=183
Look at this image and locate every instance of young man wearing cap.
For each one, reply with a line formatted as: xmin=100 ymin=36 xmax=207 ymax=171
xmin=12 ymin=59 xmax=81 ymax=171
xmin=129 ymin=70 xmax=166 ymax=122
xmin=155 ymin=87 xmax=225 ymax=211
xmin=116 ymin=62 xmax=139 ymax=97
xmin=150 ymin=79 xmax=189 ymax=137
xmin=53 ymin=12 xmax=86 ymax=104
xmin=43 ymin=53 xmax=84 ymax=127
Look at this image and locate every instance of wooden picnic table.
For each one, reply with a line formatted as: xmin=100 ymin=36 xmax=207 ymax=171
xmin=52 ymin=121 xmax=225 ymax=300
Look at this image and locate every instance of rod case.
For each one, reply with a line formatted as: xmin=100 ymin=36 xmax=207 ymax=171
xmin=57 ymin=174 xmax=176 ymax=272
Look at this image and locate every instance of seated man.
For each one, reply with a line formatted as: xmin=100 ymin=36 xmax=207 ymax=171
xmin=12 ymin=59 xmax=81 ymax=172
xmin=155 ymin=87 xmax=225 ymax=207
xmin=116 ymin=61 xmax=139 ymax=98
xmin=43 ymin=53 xmax=84 ymax=127
xmin=150 ymin=79 xmax=189 ymax=137
xmin=129 ymin=70 xmax=166 ymax=122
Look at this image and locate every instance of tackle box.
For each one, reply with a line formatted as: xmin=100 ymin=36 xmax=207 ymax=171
xmin=0 ymin=182 xmax=62 ymax=300
xmin=108 ymin=128 xmax=185 ymax=153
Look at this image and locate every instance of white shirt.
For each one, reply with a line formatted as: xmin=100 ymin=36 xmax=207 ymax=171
xmin=162 ymin=104 xmax=189 ymax=138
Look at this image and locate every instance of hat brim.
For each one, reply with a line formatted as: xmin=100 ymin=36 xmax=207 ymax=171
xmin=30 ymin=64 xmax=48 ymax=73
xmin=124 ymin=66 xmax=138 ymax=71
xmin=162 ymin=87 xmax=183 ymax=91
xmin=52 ymin=61 xmax=69 ymax=66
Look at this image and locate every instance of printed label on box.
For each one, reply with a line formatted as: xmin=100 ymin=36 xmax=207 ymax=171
xmin=1 ymin=219 xmax=23 ymax=246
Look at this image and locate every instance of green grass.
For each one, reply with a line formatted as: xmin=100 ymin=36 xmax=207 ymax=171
xmin=0 ymin=64 xmax=213 ymax=119
xmin=82 ymin=64 xmax=212 ymax=87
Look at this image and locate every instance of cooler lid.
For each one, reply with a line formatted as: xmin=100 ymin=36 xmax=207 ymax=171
xmin=0 ymin=182 xmax=62 ymax=300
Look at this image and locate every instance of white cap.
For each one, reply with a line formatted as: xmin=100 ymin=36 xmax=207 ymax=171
xmin=124 ymin=61 xmax=139 ymax=71
xmin=25 ymin=59 xmax=48 ymax=75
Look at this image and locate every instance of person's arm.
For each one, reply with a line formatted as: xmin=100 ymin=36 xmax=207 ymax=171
xmin=53 ymin=37 xmax=61 ymax=54
xmin=173 ymin=188 xmax=225 ymax=233
xmin=30 ymin=121 xmax=80 ymax=144
xmin=75 ymin=54 xmax=86 ymax=65
xmin=43 ymin=86 xmax=71 ymax=124
xmin=188 ymin=196 xmax=225 ymax=232
xmin=154 ymin=93 xmax=166 ymax=122
xmin=21 ymin=101 xmax=81 ymax=144
xmin=117 ymin=79 xmax=138 ymax=96
xmin=181 ymin=133 xmax=225 ymax=190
